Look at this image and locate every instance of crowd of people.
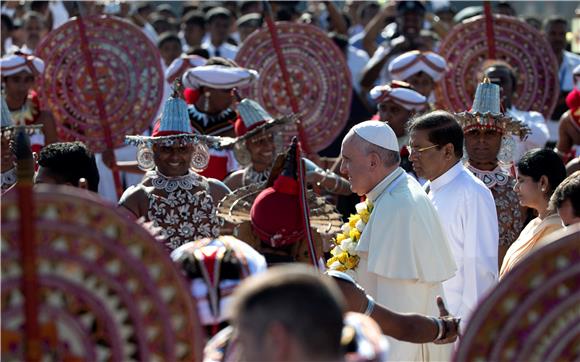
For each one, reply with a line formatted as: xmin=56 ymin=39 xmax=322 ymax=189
xmin=1 ymin=1 xmax=580 ymax=361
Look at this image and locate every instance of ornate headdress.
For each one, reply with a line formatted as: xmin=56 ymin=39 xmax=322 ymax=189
xmin=455 ymin=77 xmax=530 ymax=140
xmin=456 ymin=78 xmax=531 ymax=165
xmin=388 ymin=50 xmax=447 ymax=82
xmin=0 ymin=51 xmax=45 ymax=77
xmin=165 ymin=55 xmax=207 ymax=83
xmin=125 ymin=83 xmax=235 ymax=171
xmin=170 ymin=236 xmax=267 ymax=334
xmin=370 ymin=81 xmax=428 ymax=111
xmin=231 ymin=97 xmax=294 ymax=166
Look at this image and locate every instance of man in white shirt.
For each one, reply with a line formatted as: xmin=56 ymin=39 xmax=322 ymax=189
xmin=339 ymin=120 xmax=456 ymax=361
xmin=408 ymin=111 xmax=499 ymax=324
xmin=201 ymin=7 xmax=238 ymax=60
xmin=483 ymin=62 xmax=550 ymax=163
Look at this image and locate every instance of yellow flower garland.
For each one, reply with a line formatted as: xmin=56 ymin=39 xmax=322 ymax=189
xmin=326 ymin=200 xmax=374 ymax=272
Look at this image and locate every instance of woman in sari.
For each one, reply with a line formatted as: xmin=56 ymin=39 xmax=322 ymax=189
xmin=500 ymin=148 xmax=567 ymax=279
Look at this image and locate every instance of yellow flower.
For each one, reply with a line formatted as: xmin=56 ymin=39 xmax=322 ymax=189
xmin=348 ymin=214 xmax=361 ymax=227
xmin=326 ymin=256 xmax=338 ymax=267
xmin=336 ymin=233 xmax=346 ymax=244
xmin=336 ymin=265 xmax=347 ymax=272
xmin=359 ymin=209 xmax=370 ymax=224
xmin=349 ymin=227 xmax=361 ymax=241
xmin=337 ymin=252 xmax=349 ymax=264
xmin=345 ymin=255 xmax=359 ymax=269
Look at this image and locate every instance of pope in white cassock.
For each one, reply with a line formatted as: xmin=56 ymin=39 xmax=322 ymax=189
xmin=339 ymin=121 xmax=457 ymax=362
xmin=408 ymin=111 xmax=499 ymax=325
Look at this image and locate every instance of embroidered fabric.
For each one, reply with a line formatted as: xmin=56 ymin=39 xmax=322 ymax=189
xmin=467 ymin=164 xmax=509 ymax=189
xmin=1 ymin=168 xmax=16 ymax=193
xmin=188 ymin=105 xmax=237 ymax=135
xmin=145 ymin=170 xmax=221 ymax=250
xmin=467 ymin=164 xmax=523 ymax=247
xmin=242 ymin=166 xmax=270 ymax=186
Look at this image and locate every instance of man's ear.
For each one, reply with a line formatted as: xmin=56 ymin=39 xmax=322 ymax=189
xmin=443 ymin=143 xmax=455 ymax=160
xmin=369 ymin=152 xmax=381 ymax=169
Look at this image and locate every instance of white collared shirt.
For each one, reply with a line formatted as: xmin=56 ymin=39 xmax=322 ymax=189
xmin=201 ymin=39 xmax=238 ymax=60
xmin=426 ymin=161 xmax=499 ymax=322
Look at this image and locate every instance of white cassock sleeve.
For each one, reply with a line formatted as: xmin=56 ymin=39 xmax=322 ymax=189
xmin=460 ymin=186 xmax=499 ymax=321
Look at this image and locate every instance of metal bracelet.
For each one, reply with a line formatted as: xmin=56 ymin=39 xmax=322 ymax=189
xmin=364 ymin=294 xmax=375 ymax=316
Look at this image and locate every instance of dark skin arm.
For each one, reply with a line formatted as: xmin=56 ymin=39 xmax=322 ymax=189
xmin=118 ymin=184 xmax=148 ymax=219
xmin=332 ymin=276 xmax=460 ymax=344
xmin=38 ymin=110 xmax=58 ymax=144
xmin=223 ymin=170 xmax=244 ymax=191
xmin=322 ymin=0 xmax=348 ymax=35
xmin=361 ymin=1 xmax=397 ymax=57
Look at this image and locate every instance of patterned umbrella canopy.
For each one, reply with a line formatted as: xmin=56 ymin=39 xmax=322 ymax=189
xmin=435 ymin=15 xmax=559 ymax=119
xmin=36 ymin=15 xmax=164 ymax=152
xmin=1 ymin=185 xmax=203 ymax=361
xmin=235 ymin=22 xmax=352 ymax=153
xmin=454 ymin=226 xmax=580 ymax=362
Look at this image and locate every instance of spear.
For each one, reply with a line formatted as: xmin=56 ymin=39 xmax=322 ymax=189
xmin=262 ymin=1 xmax=312 ymax=154
xmin=75 ymin=3 xmax=123 ymax=198
xmin=483 ymin=1 xmax=497 ymax=60
xmin=15 ymin=127 xmax=41 ymax=361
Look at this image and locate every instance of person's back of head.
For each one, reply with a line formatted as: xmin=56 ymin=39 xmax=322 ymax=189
xmin=36 ymin=141 xmax=99 ymax=192
xmin=231 ymin=264 xmax=344 ymax=362
xmin=550 ymin=171 xmax=580 ymax=226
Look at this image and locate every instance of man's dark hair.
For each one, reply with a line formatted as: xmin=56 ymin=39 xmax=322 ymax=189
xmin=408 ymin=110 xmax=464 ymax=158
xmin=157 ymin=32 xmax=181 ymax=48
xmin=186 ymin=47 xmax=210 ymax=59
xmin=482 ymin=60 xmax=517 ymax=90
xmin=543 ymin=16 xmax=567 ymax=30
xmin=206 ymin=7 xmax=232 ymax=23
xmin=182 ymin=10 xmax=205 ymax=28
xmin=517 ymin=148 xmax=567 ymax=196
xmin=550 ymin=171 xmax=580 ymax=217
xmin=37 ymin=142 xmax=100 ymax=192
xmin=232 ymin=265 xmax=344 ymax=361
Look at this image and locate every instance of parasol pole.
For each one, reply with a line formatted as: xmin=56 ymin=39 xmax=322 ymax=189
xmin=262 ymin=1 xmax=312 ymax=154
xmin=483 ymin=1 xmax=497 ymax=60
xmin=294 ymin=138 xmax=320 ymax=269
xmin=75 ymin=3 xmax=123 ymax=198
xmin=15 ymin=127 xmax=41 ymax=361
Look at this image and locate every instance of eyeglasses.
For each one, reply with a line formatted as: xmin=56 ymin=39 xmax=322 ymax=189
xmin=407 ymin=144 xmax=439 ymax=155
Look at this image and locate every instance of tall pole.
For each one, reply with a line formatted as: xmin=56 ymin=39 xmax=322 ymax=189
xmin=262 ymin=1 xmax=312 ymax=154
xmin=15 ymin=128 xmax=41 ymax=361
xmin=483 ymin=1 xmax=497 ymax=60
xmin=75 ymin=7 xmax=123 ymax=198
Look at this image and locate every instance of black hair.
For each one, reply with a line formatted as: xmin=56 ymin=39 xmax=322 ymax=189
xmin=517 ymin=149 xmax=567 ymax=196
xmin=157 ymin=32 xmax=181 ymax=48
xmin=408 ymin=110 xmax=464 ymax=158
xmin=182 ymin=10 xmax=206 ymax=28
xmin=1 ymin=14 xmax=14 ymax=31
xmin=543 ymin=16 xmax=567 ymax=30
xmin=37 ymin=142 xmax=100 ymax=192
xmin=482 ymin=60 xmax=517 ymax=90
xmin=186 ymin=47 xmax=210 ymax=59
